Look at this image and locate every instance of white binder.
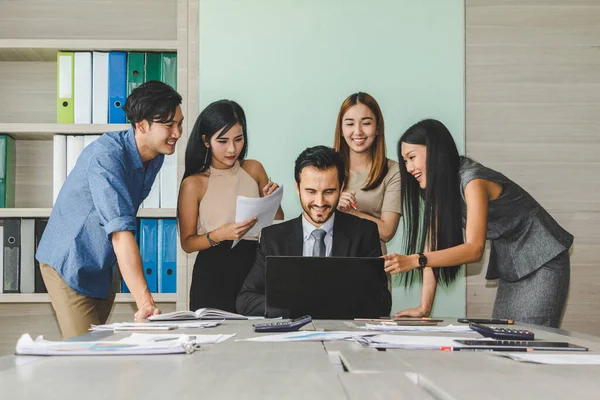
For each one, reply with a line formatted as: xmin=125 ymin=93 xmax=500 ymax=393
xmin=159 ymin=154 xmax=177 ymax=208
xmin=52 ymin=135 xmax=67 ymax=204
xmin=74 ymin=52 xmax=92 ymax=124
xmin=84 ymin=134 xmax=101 ymax=148
xmin=141 ymin=180 xmax=160 ymax=208
xmin=66 ymin=136 xmax=85 ymax=177
xmin=92 ymin=52 xmax=109 ymax=124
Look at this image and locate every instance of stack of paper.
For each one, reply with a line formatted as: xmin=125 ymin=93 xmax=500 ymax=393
xmin=15 ymin=333 xmax=199 ymax=356
xmin=355 ymin=334 xmax=472 ymax=350
xmin=120 ymin=333 xmax=235 ymax=345
xmin=241 ymin=331 xmax=377 ymax=342
xmin=90 ymin=320 xmax=223 ymax=331
xmin=364 ymin=324 xmax=474 ymax=333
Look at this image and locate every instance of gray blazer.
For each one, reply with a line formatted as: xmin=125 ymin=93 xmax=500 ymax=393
xmin=459 ymin=157 xmax=573 ymax=281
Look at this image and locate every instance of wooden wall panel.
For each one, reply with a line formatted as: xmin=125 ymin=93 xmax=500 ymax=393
xmin=465 ymin=1 xmax=600 ymax=334
xmin=0 ymin=0 xmax=177 ymax=41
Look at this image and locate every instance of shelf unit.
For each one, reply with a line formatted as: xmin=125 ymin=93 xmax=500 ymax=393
xmin=0 ymin=0 xmax=189 ymax=308
xmin=0 ymin=293 xmax=177 ymax=304
xmin=0 ymin=208 xmax=176 ymax=219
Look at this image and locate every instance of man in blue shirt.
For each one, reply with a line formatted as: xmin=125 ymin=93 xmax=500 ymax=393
xmin=36 ymin=81 xmax=183 ymax=338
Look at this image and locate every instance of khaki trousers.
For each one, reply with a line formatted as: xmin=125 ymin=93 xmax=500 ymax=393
xmin=40 ymin=263 xmax=117 ymax=339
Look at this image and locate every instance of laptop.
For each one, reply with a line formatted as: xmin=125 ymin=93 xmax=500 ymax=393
xmin=265 ymin=256 xmax=386 ymax=319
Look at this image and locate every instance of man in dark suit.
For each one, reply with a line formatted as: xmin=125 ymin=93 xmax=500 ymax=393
xmin=236 ymin=145 xmax=392 ymax=317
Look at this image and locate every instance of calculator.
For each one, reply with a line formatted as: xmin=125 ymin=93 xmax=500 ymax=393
xmin=469 ymin=323 xmax=535 ymax=340
xmin=253 ymin=315 xmax=313 ymax=333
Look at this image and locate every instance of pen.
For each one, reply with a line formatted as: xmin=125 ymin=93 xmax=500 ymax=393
xmin=154 ymin=335 xmax=197 ymax=342
xmin=440 ymin=346 xmax=531 ymax=352
xmin=457 ymin=318 xmax=514 ymax=325
xmin=349 ymin=202 xmax=358 ymax=210
xmin=353 ymin=317 xmax=442 ymax=322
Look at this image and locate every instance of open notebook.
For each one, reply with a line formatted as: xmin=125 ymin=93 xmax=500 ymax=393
xmin=147 ymin=308 xmax=249 ymax=322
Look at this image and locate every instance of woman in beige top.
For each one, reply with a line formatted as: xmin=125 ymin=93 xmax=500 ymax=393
xmin=333 ymin=93 xmax=401 ymax=289
xmin=178 ymin=100 xmax=283 ymax=312
xmin=334 ymin=93 xmax=401 ymax=253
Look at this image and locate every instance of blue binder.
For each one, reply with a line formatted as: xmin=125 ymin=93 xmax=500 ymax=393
xmin=108 ymin=52 xmax=127 ymax=123
xmin=140 ymin=219 xmax=158 ymax=293
xmin=121 ymin=226 xmax=139 ymax=294
xmin=158 ymin=219 xmax=177 ymax=293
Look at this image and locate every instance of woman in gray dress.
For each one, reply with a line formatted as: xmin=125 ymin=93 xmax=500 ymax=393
xmin=383 ymin=119 xmax=573 ymax=327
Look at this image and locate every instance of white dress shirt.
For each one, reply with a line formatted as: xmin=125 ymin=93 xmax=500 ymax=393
xmin=301 ymin=213 xmax=335 ymax=257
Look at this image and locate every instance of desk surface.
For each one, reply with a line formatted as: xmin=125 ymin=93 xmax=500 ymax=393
xmin=1 ymin=319 xmax=600 ymax=400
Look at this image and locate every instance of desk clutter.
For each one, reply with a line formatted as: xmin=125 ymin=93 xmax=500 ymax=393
xmin=13 ymin=315 xmax=591 ymax=358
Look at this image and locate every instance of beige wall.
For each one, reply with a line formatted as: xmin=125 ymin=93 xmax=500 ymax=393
xmin=465 ymin=0 xmax=600 ymax=334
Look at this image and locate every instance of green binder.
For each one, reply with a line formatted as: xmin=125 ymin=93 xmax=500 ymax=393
xmin=160 ymin=53 xmax=177 ymax=89
xmin=56 ymin=51 xmax=74 ymax=124
xmin=0 ymin=135 xmax=16 ymax=208
xmin=145 ymin=52 xmax=161 ymax=82
xmin=127 ymin=52 xmax=145 ymax=97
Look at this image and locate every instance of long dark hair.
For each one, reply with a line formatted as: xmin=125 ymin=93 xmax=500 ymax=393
xmin=397 ymin=119 xmax=463 ymax=286
xmin=333 ymin=92 xmax=388 ymax=190
xmin=177 ymin=100 xmax=248 ymax=224
xmin=182 ymin=99 xmax=248 ymax=180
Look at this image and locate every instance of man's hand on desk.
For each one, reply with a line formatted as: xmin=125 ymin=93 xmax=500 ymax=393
xmin=134 ymin=305 xmax=161 ymax=321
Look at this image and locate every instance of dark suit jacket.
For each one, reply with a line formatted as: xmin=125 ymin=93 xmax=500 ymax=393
xmin=236 ymin=211 xmax=392 ymax=317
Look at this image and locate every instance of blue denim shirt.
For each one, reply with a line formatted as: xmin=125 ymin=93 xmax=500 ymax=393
xmin=36 ymin=128 xmax=164 ymax=299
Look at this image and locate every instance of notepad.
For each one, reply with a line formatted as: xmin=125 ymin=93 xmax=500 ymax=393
xmin=147 ymin=307 xmax=249 ymax=321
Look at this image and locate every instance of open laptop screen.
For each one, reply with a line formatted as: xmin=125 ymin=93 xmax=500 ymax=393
xmin=265 ymin=256 xmax=386 ymax=319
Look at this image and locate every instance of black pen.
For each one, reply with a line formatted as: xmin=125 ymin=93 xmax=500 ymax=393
xmin=441 ymin=346 xmax=530 ymax=352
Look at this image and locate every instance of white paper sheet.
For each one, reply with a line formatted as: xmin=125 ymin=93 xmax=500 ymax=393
xmin=355 ymin=334 xmax=472 ymax=349
xmin=499 ymin=353 xmax=600 ymax=365
xmin=233 ymin=185 xmax=283 ymax=247
xmin=120 ymin=332 xmax=235 ymax=345
xmin=240 ymin=331 xmax=377 ymax=342
xmin=364 ymin=324 xmax=474 ymax=333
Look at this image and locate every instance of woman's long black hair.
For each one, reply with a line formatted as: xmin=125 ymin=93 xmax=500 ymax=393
xmin=182 ymin=99 xmax=248 ymax=180
xmin=177 ymin=100 xmax=248 ymax=221
xmin=398 ymin=119 xmax=463 ymax=286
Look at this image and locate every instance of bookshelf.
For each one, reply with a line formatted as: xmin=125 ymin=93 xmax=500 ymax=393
xmin=0 ymin=208 xmax=177 ymax=219
xmin=0 ymin=293 xmax=177 ymax=304
xmin=0 ymin=0 xmax=193 ymax=310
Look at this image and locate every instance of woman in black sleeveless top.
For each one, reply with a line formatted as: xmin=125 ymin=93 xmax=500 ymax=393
xmin=384 ymin=119 xmax=573 ymax=328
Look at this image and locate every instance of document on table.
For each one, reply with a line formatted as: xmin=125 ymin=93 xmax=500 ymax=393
xmin=499 ymin=354 xmax=600 ymax=365
xmin=15 ymin=333 xmax=201 ymax=356
xmin=119 ymin=332 xmax=235 ymax=345
xmin=90 ymin=320 xmax=224 ymax=331
xmin=355 ymin=334 xmax=473 ymax=350
xmin=364 ymin=323 xmax=474 ymax=333
xmin=240 ymin=331 xmax=377 ymax=342
xmin=233 ymin=185 xmax=283 ymax=247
